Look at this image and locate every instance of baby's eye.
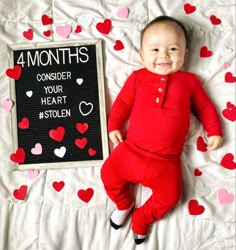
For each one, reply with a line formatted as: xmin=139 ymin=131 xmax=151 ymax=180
xmin=152 ymin=48 xmax=159 ymax=52
xmin=169 ymin=48 xmax=178 ymax=51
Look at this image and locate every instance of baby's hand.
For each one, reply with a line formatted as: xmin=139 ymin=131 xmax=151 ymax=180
xmin=109 ymin=130 xmax=124 ymax=144
xmin=207 ymin=136 xmax=223 ymax=150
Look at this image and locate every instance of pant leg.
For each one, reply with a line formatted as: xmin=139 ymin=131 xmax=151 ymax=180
xmin=131 ymin=157 xmax=182 ymax=235
xmin=101 ymin=142 xmax=146 ymax=210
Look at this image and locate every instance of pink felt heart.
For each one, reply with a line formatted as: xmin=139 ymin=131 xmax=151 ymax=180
xmin=56 ymin=24 xmax=72 ymax=38
xmin=27 ymin=170 xmax=39 ymax=180
xmin=77 ymin=188 xmax=94 ymax=203
xmin=184 ymin=3 xmax=196 ymax=14
xmin=76 ymin=123 xmax=89 ymax=134
xmin=52 ymin=181 xmax=65 ymax=192
xmin=196 ymin=136 xmax=207 ymax=152
xmin=223 ymin=63 xmax=230 ymax=70
xmin=6 ymin=65 xmax=22 ymax=80
xmin=3 ymin=98 xmax=14 ymax=112
xmin=188 ymin=199 xmax=205 ymax=215
xmin=18 ymin=117 xmax=30 ymax=129
xmin=75 ymin=138 xmax=88 ymax=149
xmin=96 ymin=19 xmax=112 ymax=35
xmin=41 ymin=14 xmax=53 ymax=25
xmin=13 ymin=185 xmax=28 ymax=200
xmin=23 ymin=29 xmax=33 ymax=40
xmin=31 ymin=143 xmax=42 ymax=155
xmin=114 ymin=40 xmax=124 ymax=51
xmin=218 ymin=188 xmax=234 ymax=204
xmin=225 ymin=72 xmax=236 ymax=83
xmin=220 ymin=153 xmax=236 ymax=170
xmin=222 ymin=102 xmax=236 ymax=122
xmin=200 ymin=46 xmax=213 ymax=57
xmin=117 ymin=7 xmax=129 ymax=19
xmin=194 ymin=168 xmax=202 ymax=176
xmin=49 ymin=126 xmax=65 ymax=142
xmin=88 ymin=148 xmax=96 ymax=156
xmin=10 ymin=148 xmax=25 ymax=163
xmin=210 ymin=15 xmax=221 ymax=25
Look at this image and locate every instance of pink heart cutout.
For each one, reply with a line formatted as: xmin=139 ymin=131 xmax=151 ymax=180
xmin=27 ymin=170 xmax=39 ymax=180
xmin=56 ymin=24 xmax=72 ymax=38
xmin=31 ymin=143 xmax=42 ymax=155
xmin=218 ymin=188 xmax=234 ymax=204
xmin=117 ymin=7 xmax=129 ymax=19
xmin=3 ymin=98 xmax=14 ymax=112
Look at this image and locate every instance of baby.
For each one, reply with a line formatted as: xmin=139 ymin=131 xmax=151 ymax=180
xmin=101 ymin=16 xmax=223 ymax=245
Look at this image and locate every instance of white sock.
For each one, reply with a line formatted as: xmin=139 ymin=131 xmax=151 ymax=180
xmin=111 ymin=203 xmax=134 ymax=226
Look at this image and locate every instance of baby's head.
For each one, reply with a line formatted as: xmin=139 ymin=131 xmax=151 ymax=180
xmin=139 ymin=16 xmax=189 ymax=75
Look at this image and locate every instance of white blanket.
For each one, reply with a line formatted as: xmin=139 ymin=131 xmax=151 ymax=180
xmin=0 ymin=0 xmax=235 ymax=249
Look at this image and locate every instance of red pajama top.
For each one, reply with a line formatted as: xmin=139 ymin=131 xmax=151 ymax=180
xmin=108 ymin=69 xmax=222 ymax=157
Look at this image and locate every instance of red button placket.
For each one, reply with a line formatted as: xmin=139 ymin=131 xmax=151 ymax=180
xmin=155 ymin=76 xmax=168 ymax=108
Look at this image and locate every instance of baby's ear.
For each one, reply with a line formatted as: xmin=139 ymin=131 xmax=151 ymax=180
xmin=139 ymin=49 xmax=144 ymax=61
xmin=185 ymin=49 xmax=189 ymax=57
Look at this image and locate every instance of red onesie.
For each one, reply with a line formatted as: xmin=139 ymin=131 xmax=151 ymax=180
xmin=101 ymin=68 xmax=222 ymax=235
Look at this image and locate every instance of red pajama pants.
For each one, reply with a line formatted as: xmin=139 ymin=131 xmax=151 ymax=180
xmin=101 ymin=141 xmax=182 ymax=235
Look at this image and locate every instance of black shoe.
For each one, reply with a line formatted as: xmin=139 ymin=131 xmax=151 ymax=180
xmin=133 ymin=233 xmax=146 ymax=245
xmin=110 ymin=218 xmax=122 ymax=230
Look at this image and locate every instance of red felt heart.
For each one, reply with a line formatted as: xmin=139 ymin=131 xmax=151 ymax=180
xmin=114 ymin=40 xmax=124 ymax=51
xmin=49 ymin=126 xmax=65 ymax=142
xmin=184 ymin=3 xmax=196 ymax=14
xmin=52 ymin=181 xmax=65 ymax=192
xmin=10 ymin=148 xmax=25 ymax=163
xmin=75 ymin=138 xmax=88 ymax=149
xmin=188 ymin=199 xmax=205 ymax=215
xmin=77 ymin=188 xmax=94 ymax=203
xmin=96 ymin=19 xmax=112 ymax=34
xmin=13 ymin=185 xmax=28 ymax=200
xmin=210 ymin=15 xmax=221 ymax=25
xmin=88 ymin=148 xmax=97 ymax=156
xmin=225 ymin=72 xmax=236 ymax=83
xmin=76 ymin=123 xmax=88 ymax=134
xmin=6 ymin=65 xmax=22 ymax=80
xmin=42 ymin=14 xmax=53 ymax=25
xmin=222 ymin=102 xmax=236 ymax=122
xmin=23 ymin=29 xmax=33 ymax=40
xmin=18 ymin=117 xmax=30 ymax=129
xmin=200 ymin=46 xmax=213 ymax=57
xmin=196 ymin=136 xmax=207 ymax=152
xmin=43 ymin=30 xmax=51 ymax=37
xmin=75 ymin=25 xmax=82 ymax=33
xmin=194 ymin=168 xmax=202 ymax=176
xmin=220 ymin=153 xmax=236 ymax=170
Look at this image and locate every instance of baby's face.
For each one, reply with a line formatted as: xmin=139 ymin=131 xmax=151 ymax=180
xmin=140 ymin=21 xmax=188 ymax=75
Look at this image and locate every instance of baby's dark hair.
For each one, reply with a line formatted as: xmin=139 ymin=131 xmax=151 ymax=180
xmin=140 ymin=15 xmax=189 ymax=49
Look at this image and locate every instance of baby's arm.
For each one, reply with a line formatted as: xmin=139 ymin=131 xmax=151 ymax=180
xmin=109 ymin=130 xmax=124 ymax=144
xmin=207 ymin=135 xmax=223 ymax=150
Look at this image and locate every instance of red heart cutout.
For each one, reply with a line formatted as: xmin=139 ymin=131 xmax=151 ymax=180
xmin=200 ymin=46 xmax=213 ymax=57
xmin=75 ymin=25 xmax=82 ymax=33
xmin=196 ymin=136 xmax=207 ymax=152
xmin=184 ymin=3 xmax=196 ymax=14
xmin=188 ymin=200 xmax=205 ymax=215
xmin=75 ymin=138 xmax=88 ymax=149
xmin=49 ymin=126 xmax=65 ymax=142
xmin=210 ymin=15 xmax=221 ymax=25
xmin=18 ymin=117 xmax=30 ymax=129
xmin=76 ymin=123 xmax=88 ymax=134
xmin=43 ymin=30 xmax=51 ymax=37
xmin=88 ymin=148 xmax=97 ymax=156
xmin=10 ymin=148 xmax=25 ymax=163
xmin=222 ymin=102 xmax=236 ymax=122
xmin=96 ymin=19 xmax=112 ymax=34
xmin=13 ymin=185 xmax=28 ymax=200
xmin=225 ymin=72 xmax=236 ymax=83
xmin=77 ymin=188 xmax=94 ymax=203
xmin=220 ymin=153 xmax=236 ymax=170
xmin=52 ymin=181 xmax=65 ymax=192
xmin=6 ymin=65 xmax=22 ymax=80
xmin=23 ymin=29 xmax=33 ymax=40
xmin=194 ymin=168 xmax=202 ymax=176
xmin=42 ymin=14 xmax=53 ymax=25
xmin=114 ymin=40 xmax=124 ymax=51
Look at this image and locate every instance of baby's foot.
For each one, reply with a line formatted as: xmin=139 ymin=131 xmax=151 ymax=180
xmin=133 ymin=233 xmax=146 ymax=245
xmin=110 ymin=203 xmax=134 ymax=229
